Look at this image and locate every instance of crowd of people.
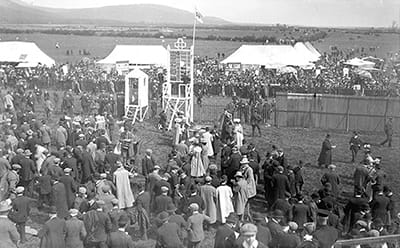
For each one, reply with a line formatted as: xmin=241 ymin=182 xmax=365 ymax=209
xmin=0 ymin=78 xmax=397 ymax=248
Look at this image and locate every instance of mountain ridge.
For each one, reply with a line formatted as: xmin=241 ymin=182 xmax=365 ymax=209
xmin=0 ymin=0 xmax=230 ymax=25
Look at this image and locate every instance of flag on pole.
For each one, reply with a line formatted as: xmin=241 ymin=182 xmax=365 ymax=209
xmin=195 ymin=8 xmax=204 ymax=23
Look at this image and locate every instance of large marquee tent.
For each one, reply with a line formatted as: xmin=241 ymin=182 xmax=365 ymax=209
xmin=221 ymin=42 xmax=320 ymax=69
xmin=0 ymin=41 xmax=55 ymax=67
xmin=97 ymin=45 xmax=169 ymax=67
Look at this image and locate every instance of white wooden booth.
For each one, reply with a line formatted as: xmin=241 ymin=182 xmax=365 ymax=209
xmin=124 ymin=68 xmax=149 ymax=123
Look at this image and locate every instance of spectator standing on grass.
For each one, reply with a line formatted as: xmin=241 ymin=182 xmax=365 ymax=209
xmin=349 ymin=131 xmax=363 ymax=163
xmin=38 ymin=206 xmax=67 ymax=248
xmin=380 ymin=117 xmax=393 ymax=147
xmin=320 ymin=164 xmax=341 ymax=198
xmin=318 ymin=134 xmax=336 ymax=168
xmin=187 ymin=203 xmax=212 ymax=248
xmin=0 ymin=200 xmax=19 ymax=248
xmin=65 ymin=209 xmax=87 ymax=248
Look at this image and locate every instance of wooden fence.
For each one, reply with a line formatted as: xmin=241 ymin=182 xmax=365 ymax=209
xmin=274 ymin=93 xmax=400 ymax=133
xmin=335 ymin=234 xmax=400 ymax=248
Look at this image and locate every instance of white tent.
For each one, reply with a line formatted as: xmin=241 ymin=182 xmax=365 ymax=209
xmin=0 ymin=41 xmax=55 ymax=67
xmin=221 ymin=45 xmax=314 ymax=68
xmin=97 ymin=45 xmax=169 ymax=67
xmin=294 ymin=42 xmax=320 ymax=62
xmin=344 ymin=58 xmax=375 ymax=69
xmin=304 ymin=42 xmax=321 ymax=58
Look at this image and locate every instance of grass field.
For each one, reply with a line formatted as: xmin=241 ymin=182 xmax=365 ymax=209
xmin=11 ymin=94 xmax=399 ymax=248
xmin=0 ymin=26 xmax=398 ymax=63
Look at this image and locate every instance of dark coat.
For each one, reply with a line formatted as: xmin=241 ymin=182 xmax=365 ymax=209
xmin=47 ymin=165 xmax=64 ymax=180
xmin=83 ymin=210 xmax=112 ymax=242
xmin=313 ymin=225 xmax=339 ymax=248
xmin=370 ymin=194 xmax=390 ymax=221
xmin=272 ymin=199 xmax=292 ymax=223
xmin=19 ymin=157 xmax=36 ymax=182
xmin=108 ymin=208 xmax=128 ymax=232
xmin=59 ymin=175 xmax=77 ymax=209
xmin=292 ymin=202 xmax=312 ymax=227
xmin=63 ymin=157 xmax=79 ymax=181
xmin=214 ymin=224 xmax=235 ymax=248
xmin=353 ymin=165 xmax=370 ymax=193
xmin=318 ymin=138 xmax=332 ymax=166
xmin=107 ymin=230 xmax=135 ymax=248
xmin=156 ymin=222 xmax=183 ymax=248
xmin=136 ymin=191 xmax=151 ymax=215
xmin=51 ymin=182 xmax=69 ymax=219
xmin=80 ymin=151 xmax=96 ymax=183
xmin=271 ymin=173 xmax=290 ymax=202
xmin=321 ymin=172 xmax=340 ymax=197
xmin=9 ymin=195 xmax=35 ymax=223
xmin=141 ymin=156 xmax=155 ymax=177
xmin=227 ymin=152 xmax=241 ymax=180
xmin=256 ymin=223 xmax=272 ymax=248
xmin=38 ymin=174 xmax=52 ymax=194
xmin=154 ymin=194 xmax=173 ymax=214
xmin=65 ymin=216 xmax=87 ymax=248
xmin=38 ymin=217 xmax=67 ymax=248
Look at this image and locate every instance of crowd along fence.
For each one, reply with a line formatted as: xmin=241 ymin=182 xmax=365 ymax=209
xmin=274 ymin=92 xmax=400 ymax=133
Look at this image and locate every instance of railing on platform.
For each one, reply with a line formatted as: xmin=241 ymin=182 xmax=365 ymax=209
xmin=334 ymin=234 xmax=400 ymax=248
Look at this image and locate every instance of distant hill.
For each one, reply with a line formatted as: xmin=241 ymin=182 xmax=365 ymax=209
xmin=0 ymin=0 xmax=230 ymax=25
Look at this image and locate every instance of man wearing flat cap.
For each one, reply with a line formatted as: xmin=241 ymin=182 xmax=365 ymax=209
xmin=18 ymin=149 xmax=37 ymax=197
xmin=154 ymin=186 xmax=173 ymax=214
xmin=271 ymin=165 xmax=290 ymax=205
xmin=9 ymin=186 xmax=35 ymax=243
xmin=187 ymin=203 xmax=212 ymax=248
xmin=320 ymin=164 xmax=340 ymax=198
xmin=141 ymin=149 xmax=156 ymax=178
xmin=6 ymin=164 xmax=20 ymax=199
xmin=65 ymin=209 xmax=87 ymax=248
xmin=239 ymin=223 xmax=268 ymax=248
xmin=107 ymin=215 xmax=135 ymax=248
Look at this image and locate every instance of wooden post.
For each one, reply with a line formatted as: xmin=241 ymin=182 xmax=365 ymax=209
xmin=346 ymin=97 xmax=351 ymax=132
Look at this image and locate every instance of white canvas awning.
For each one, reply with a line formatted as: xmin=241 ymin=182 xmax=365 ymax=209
xmin=0 ymin=41 xmax=55 ymax=67
xmin=294 ymin=42 xmax=320 ymax=62
xmin=221 ymin=45 xmax=314 ymax=68
xmin=344 ymin=58 xmax=375 ymax=69
xmin=97 ymin=45 xmax=169 ymax=67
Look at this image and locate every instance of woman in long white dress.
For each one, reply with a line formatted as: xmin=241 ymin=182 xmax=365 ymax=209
xmin=190 ymin=143 xmax=205 ymax=177
xmin=216 ymin=176 xmax=234 ymax=223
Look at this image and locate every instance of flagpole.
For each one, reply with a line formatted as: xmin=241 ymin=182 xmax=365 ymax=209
xmin=190 ymin=11 xmax=196 ymax=123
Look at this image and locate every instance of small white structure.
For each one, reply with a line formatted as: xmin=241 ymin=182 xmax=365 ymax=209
xmin=0 ymin=41 xmax=55 ymax=67
xmin=124 ymin=68 xmax=149 ymax=123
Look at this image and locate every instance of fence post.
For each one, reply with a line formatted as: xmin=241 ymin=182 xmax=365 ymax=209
xmin=346 ymin=97 xmax=351 ymax=132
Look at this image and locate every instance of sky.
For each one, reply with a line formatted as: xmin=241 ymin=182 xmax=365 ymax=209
xmin=20 ymin=0 xmax=400 ymax=27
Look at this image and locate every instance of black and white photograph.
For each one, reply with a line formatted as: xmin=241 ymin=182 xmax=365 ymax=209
xmin=0 ymin=0 xmax=399 ymax=247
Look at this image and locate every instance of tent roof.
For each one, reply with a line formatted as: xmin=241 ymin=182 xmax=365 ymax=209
xmin=97 ymin=45 xmax=169 ymax=67
xmin=0 ymin=41 xmax=55 ymax=67
xmin=221 ymin=45 xmax=313 ymax=68
xmin=304 ymin=42 xmax=321 ymax=58
xmin=294 ymin=42 xmax=320 ymax=62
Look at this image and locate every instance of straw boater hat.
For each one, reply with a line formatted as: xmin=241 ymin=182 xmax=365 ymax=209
xmin=234 ymin=171 xmax=244 ymax=178
xmin=240 ymin=157 xmax=250 ymax=164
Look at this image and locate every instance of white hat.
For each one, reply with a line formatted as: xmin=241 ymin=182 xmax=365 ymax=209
xmin=234 ymin=118 xmax=241 ymax=123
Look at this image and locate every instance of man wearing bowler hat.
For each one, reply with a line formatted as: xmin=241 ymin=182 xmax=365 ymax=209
xmin=214 ymin=212 xmax=238 ymax=248
xmin=156 ymin=211 xmax=184 ymax=248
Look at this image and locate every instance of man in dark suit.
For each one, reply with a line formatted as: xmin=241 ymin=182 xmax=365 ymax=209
xmin=253 ymin=213 xmax=272 ymax=247
xmin=107 ymin=215 xmax=135 ymax=248
xmin=51 ymin=179 xmax=69 ymax=219
xmin=214 ymin=213 xmax=238 ymax=248
xmin=105 ymin=146 xmax=120 ymax=174
xmin=226 ymin=146 xmax=241 ymax=182
xmin=380 ymin=117 xmax=393 ymax=147
xmin=353 ymin=163 xmax=371 ymax=197
xmin=9 ymin=186 xmax=35 ymax=243
xmin=95 ymin=129 xmax=110 ymax=148
xmin=266 ymin=209 xmax=285 ymax=247
xmin=141 ymin=149 xmax=155 ymax=177
xmin=271 ymin=192 xmax=292 ymax=224
xmin=83 ymin=200 xmax=112 ymax=248
xmin=320 ymin=164 xmax=340 ymax=198
xmin=154 ymin=186 xmax=173 ymax=214
xmin=38 ymin=206 xmax=67 ymax=248
xmin=156 ymin=211 xmax=184 ymax=248
xmin=80 ymin=148 xmax=96 ymax=184
xmin=370 ymin=188 xmax=390 ymax=221
xmin=313 ymin=209 xmax=339 ymax=248
xmin=343 ymin=191 xmax=369 ymax=233
xmin=271 ymin=166 xmax=290 ymax=204
xmin=63 ymin=151 xmax=79 ymax=181
xmin=65 ymin=208 xmax=87 ymax=248
xmin=109 ymin=199 xmax=128 ymax=232
xmin=317 ymin=134 xmax=335 ymax=168
xmin=59 ymin=168 xmax=77 ymax=209
xmin=292 ymin=194 xmax=312 ymax=227
xmin=18 ymin=150 xmax=36 ymax=197
xmin=349 ymin=131 xmax=363 ymax=162
xmin=220 ymin=143 xmax=232 ymax=175
xmin=136 ymin=184 xmax=151 ymax=216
